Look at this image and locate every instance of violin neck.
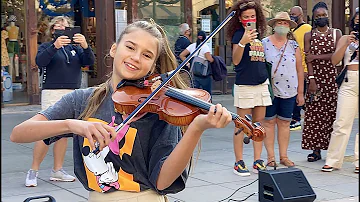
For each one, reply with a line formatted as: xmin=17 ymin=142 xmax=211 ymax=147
xmin=165 ymin=88 xmax=239 ymax=120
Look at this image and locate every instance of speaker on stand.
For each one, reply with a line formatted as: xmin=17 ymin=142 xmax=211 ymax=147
xmin=259 ymin=167 xmax=316 ymax=202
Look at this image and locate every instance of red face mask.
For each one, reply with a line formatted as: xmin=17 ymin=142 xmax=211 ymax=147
xmin=241 ymin=18 xmax=256 ymax=27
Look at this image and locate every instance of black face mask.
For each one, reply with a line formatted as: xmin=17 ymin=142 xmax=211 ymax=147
xmin=315 ymin=17 xmax=329 ymax=27
xmin=290 ymin=16 xmax=299 ymax=23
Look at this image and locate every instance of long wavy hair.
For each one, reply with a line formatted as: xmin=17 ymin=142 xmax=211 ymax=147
xmin=226 ymin=0 xmax=267 ymax=40
xmin=78 ymin=20 xmax=188 ymax=121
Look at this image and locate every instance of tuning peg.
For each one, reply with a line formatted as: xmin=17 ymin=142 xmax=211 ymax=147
xmin=245 ymin=114 xmax=252 ymax=122
xmin=253 ymin=122 xmax=261 ymax=127
xmin=234 ymin=128 xmax=243 ymax=135
xmin=243 ymin=136 xmax=250 ymax=144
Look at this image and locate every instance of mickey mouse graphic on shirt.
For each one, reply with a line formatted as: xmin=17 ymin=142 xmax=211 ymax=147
xmin=82 ymin=116 xmax=141 ymax=193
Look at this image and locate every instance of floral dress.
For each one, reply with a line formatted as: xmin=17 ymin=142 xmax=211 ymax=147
xmin=302 ymin=29 xmax=338 ymax=150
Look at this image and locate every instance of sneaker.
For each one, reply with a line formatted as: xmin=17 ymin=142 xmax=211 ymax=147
xmin=25 ymin=169 xmax=38 ymax=187
xmin=253 ymin=159 xmax=266 ymax=174
xmin=233 ymin=160 xmax=251 ymax=176
xmin=290 ymin=121 xmax=301 ymax=131
xmin=50 ymin=168 xmax=76 ymax=182
xmin=321 ymin=165 xmax=333 ymax=172
xmin=355 ymin=167 xmax=359 ymax=173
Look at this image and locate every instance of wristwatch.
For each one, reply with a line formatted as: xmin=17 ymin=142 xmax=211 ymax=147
xmin=238 ymin=42 xmax=246 ymax=48
xmin=308 ymin=75 xmax=315 ymax=79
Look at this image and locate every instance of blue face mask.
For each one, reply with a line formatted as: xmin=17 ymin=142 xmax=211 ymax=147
xmin=274 ymin=26 xmax=290 ymax=35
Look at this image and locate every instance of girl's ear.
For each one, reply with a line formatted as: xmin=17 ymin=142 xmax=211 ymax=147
xmin=109 ymin=43 xmax=117 ymax=58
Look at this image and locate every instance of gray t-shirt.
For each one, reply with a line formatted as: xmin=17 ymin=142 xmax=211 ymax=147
xmin=39 ymin=87 xmax=187 ymax=195
xmin=262 ymin=37 xmax=299 ymax=98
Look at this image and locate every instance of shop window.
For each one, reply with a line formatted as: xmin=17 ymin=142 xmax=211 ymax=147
xmin=1 ymin=0 xmax=29 ymax=104
xmin=137 ymin=0 xmax=185 ymax=49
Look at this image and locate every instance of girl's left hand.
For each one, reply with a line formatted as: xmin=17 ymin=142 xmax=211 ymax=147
xmin=296 ymin=94 xmax=305 ymax=106
xmin=192 ymin=104 xmax=232 ymax=132
xmin=73 ymin=33 xmax=89 ymax=49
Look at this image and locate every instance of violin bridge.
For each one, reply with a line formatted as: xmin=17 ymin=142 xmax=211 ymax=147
xmin=151 ymin=80 xmax=162 ymax=92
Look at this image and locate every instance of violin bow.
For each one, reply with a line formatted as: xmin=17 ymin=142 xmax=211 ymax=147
xmin=112 ymin=11 xmax=236 ymax=135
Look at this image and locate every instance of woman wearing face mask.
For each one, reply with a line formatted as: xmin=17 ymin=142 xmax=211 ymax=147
xmin=262 ymin=12 xmax=304 ymax=168
xmin=226 ymin=0 xmax=270 ymax=176
xmin=322 ymin=8 xmax=359 ymax=173
xmin=302 ymin=2 xmax=342 ymax=163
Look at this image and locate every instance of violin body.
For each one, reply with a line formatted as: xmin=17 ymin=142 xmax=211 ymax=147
xmin=112 ymin=86 xmax=211 ymax=126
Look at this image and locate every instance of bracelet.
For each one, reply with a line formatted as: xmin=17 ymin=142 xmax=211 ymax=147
xmin=238 ymin=42 xmax=245 ymax=48
xmin=308 ymin=75 xmax=315 ymax=79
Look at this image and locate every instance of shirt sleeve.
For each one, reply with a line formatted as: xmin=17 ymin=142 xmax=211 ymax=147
xmin=231 ymin=29 xmax=244 ymax=44
xmin=147 ymin=121 xmax=188 ymax=195
xmin=39 ymin=90 xmax=79 ymax=145
xmin=185 ymin=43 xmax=194 ymax=53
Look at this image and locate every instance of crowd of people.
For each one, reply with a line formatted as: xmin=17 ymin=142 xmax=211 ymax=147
xmin=8 ymin=0 xmax=359 ymax=201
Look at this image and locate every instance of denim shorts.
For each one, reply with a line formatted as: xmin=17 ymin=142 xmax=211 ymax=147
xmin=265 ymin=96 xmax=297 ymax=121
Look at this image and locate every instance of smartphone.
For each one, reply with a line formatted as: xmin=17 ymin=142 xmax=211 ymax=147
xmin=54 ymin=26 xmax=81 ymax=43
xmin=246 ymin=22 xmax=256 ymax=31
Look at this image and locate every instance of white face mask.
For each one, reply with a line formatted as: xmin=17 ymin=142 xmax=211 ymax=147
xmin=274 ymin=25 xmax=290 ymax=35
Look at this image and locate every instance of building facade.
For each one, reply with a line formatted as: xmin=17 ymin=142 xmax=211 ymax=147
xmin=1 ymin=0 xmax=358 ymax=105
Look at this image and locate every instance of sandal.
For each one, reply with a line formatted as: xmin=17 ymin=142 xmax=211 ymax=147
xmin=280 ymin=157 xmax=295 ymax=167
xmin=307 ymin=150 xmax=321 ymax=162
xmin=322 ymin=165 xmax=333 ymax=172
xmin=267 ymin=156 xmax=277 ymax=167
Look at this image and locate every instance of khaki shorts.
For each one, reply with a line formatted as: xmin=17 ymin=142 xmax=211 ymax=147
xmin=233 ymin=79 xmax=272 ymax=109
xmin=88 ymin=190 xmax=169 ymax=202
xmin=41 ymin=89 xmax=74 ymax=110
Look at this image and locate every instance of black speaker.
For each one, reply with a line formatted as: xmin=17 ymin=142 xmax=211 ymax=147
xmin=259 ymin=167 xmax=316 ymax=202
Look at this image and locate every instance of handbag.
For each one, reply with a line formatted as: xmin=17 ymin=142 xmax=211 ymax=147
xmin=266 ymin=40 xmax=288 ymax=100
xmin=190 ymin=49 xmax=211 ymax=77
xmin=336 ymin=65 xmax=348 ymax=87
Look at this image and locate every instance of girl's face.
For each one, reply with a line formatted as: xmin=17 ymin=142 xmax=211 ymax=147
xmin=110 ymin=28 xmax=159 ymax=82
xmin=239 ymin=9 xmax=256 ymax=22
xmin=314 ymin=8 xmax=328 ymax=20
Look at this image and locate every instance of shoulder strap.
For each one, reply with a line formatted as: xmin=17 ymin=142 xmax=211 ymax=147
xmin=273 ymin=40 xmax=288 ymax=78
xmin=333 ymin=28 xmax=337 ymax=46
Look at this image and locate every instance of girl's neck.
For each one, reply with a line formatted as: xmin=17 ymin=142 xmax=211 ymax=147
xmin=316 ymin=26 xmax=329 ymax=33
xmin=111 ymin=77 xmax=122 ymax=91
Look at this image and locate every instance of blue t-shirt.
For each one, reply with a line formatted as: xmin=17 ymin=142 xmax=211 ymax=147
xmin=231 ymin=28 xmax=268 ymax=85
xmin=39 ymin=87 xmax=187 ymax=195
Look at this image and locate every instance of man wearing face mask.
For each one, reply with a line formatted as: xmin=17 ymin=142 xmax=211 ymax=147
xmin=289 ymin=6 xmax=312 ymax=131
xmin=302 ymin=2 xmax=342 ymax=163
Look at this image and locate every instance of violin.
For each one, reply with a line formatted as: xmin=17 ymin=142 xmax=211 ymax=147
xmin=92 ymin=11 xmax=265 ymax=154
xmin=112 ymin=79 xmax=265 ymax=142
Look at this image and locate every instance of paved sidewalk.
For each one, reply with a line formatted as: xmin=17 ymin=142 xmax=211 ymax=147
xmin=1 ymin=95 xmax=358 ymax=202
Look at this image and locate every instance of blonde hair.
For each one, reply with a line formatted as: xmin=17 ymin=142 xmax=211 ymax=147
xmin=46 ymin=16 xmax=74 ymax=36
xmin=78 ymin=20 xmax=188 ymax=121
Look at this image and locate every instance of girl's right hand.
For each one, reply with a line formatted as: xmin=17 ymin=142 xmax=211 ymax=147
xmin=66 ymin=119 xmax=117 ymax=151
xmin=54 ymin=36 xmax=71 ymax=49
xmin=308 ymin=80 xmax=317 ymax=94
xmin=240 ymin=29 xmax=258 ymax=45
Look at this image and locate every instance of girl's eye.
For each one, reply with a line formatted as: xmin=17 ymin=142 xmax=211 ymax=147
xmin=144 ymin=54 xmax=152 ymax=59
xmin=126 ymin=45 xmax=135 ymax=50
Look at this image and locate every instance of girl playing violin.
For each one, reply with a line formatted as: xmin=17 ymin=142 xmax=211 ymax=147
xmin=10 ymin=21 xmax=232 ymax=201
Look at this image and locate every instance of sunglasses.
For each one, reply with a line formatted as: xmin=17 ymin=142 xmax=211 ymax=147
xmin=239 ymin=1 xmax=256 ymax=10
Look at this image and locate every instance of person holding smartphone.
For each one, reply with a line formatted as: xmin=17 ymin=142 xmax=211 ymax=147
xmin=226 ymin=0 xmax=270 ymax=176
xmin=25 ymin=16 xmax=95 ymax=187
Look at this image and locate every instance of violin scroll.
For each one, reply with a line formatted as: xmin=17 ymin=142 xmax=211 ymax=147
xmin=233 ymin=117 xmax=265 ymax=143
